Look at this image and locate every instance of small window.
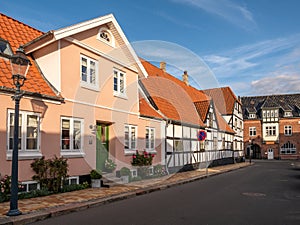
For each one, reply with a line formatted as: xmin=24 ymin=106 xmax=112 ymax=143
xmin=0 ymin=39 xmax=12 ymax=56
xmin=284 ymin=125 xmax=292 ymax=136
xmin=98 ymin=28 xmax=115 ymax=47
xmin=284 ymin=111 xmax=292 ymax=117
xmin=113 ymin=69 xmax=126 ymax=96
xmin=146 ymin=127 xmax=155 ymax=150
xmin=249 ymin=127 xmax=256 ymax=136
xmin=124 ymin=125 xmax=137 ymax=151
xmin=61 ymin=117 xmax=83 ymax=152
xmin=80 ymin=55 xmax=98 ymax=89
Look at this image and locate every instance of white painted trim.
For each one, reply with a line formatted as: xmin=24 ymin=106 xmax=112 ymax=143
xmin=65 ymin=37 xmax=138 ymax=73
xmin=64 ymin=98 xmax=139 ymax=116
xmin=58 ymin=40 xmax=61 ymax=92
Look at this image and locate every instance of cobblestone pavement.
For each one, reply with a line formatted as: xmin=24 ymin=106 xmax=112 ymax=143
xmin=0 ymin=162 xmax=251 ymax=225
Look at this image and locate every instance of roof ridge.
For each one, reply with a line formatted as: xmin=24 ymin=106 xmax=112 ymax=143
xmin=0 ymin=13 xmax=44 ymax=34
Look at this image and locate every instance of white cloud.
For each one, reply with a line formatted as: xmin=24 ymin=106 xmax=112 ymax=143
xmin=171 ymin=0 xmax=256 ymax=30
xmin=251 ymin=74 xmax=300 ymax=95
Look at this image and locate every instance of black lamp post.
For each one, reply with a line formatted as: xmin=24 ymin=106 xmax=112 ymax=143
xmin=7 ymin=47 xmax=30 ymax=216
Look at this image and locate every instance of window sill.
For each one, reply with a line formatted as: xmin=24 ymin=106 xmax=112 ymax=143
xmin=145 ymin=150 xmax=157 ymax=154
xmin=114 ymin=92 xmax=128 ymax=100
xmin=124 ymin=150 xmax=137 ymax=156
xmin=80 ymin=82 xmax=99 ymax=92
xmin=61 ymin=151 xmax=86 ymax=158
xmin=6 ymin=151 xmax=42 ymax=160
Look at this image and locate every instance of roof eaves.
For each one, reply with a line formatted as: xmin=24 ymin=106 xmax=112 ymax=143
xmin=0 ymin=86 xmax=64 ymax=102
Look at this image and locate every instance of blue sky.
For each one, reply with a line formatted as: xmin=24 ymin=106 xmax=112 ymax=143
xmin=2 ymin=0 xmax=300 ymax=96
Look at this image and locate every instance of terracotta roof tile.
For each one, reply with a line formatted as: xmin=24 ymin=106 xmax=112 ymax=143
xmin=194 ymin=100 xmax=210 ymax=122
xmin=0 ymin=13 xmax=61 ymax=100
xmin=203 ymin=87 xmax=239 ymax=115
xmin=140 ymin=60 xmax=205 ymax=126
xmin=139 ymin=95 xmax=163 ymax=119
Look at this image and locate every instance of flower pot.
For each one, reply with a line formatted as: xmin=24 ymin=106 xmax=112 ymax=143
xmin=91 ymin=179 xmax=102 ymax=188
xmin=121 ymin=175 xmax=129 ymax=184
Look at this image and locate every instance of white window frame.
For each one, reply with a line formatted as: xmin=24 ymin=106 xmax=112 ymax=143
xmin=80 ymin=55 xmax=99 ymax=90
xmin=7 ymin=110 xmax=42 ymax=160
xmin=284 ymin=125 xmax=292 ymax=136
xmin=145 ymin=127 xmax=155 ymax=152
xmin=124 ymin=124 xmax=137 ymax=153
xmin=61 ymin=117 xmax=85 ymax=158
xmin=249 ymin=127 xmax=256 ymax=136
xmin=20 ymin=181 xmax=40 ymax=192
xmin=113 ymin=68 xmax=126 ymax=98
xmin=265 ymin=126 xmax=276 ymax=136
xmin=66 ymin=176 xmax=79 ymax=185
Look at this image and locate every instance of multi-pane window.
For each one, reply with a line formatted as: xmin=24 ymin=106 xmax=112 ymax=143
xmin=146 ymin=127 xmax=155 ymax=150
xmin=113 ymin=69 xmax=126 ymax=95
xmin=61 ymin=118 xmax=83 ymax=151
xmin=280 ymin=141 xmax=296 ymax=154
xmin=249 ymin=127 xmax=256 ymax=136
xmin=284 ymin=125 xmax=292 ymax=136
xmin=124 ymin=125 xmax=137 ymax=150
xmin=265 ymin=126 xmax=276 ymax=136
xmin=8 ymin=111 xmax=40 ymax=151
xmin=80 ymin=55 xmax=97 ymax=87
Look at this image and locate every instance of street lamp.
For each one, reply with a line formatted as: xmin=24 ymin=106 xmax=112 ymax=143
xmin=248 ymin=139 xmax=253 ymax=164
xmin=7 ymin=47 xmax=31 ymax=216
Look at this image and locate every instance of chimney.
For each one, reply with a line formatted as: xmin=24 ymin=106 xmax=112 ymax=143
xmin=160 ymin=61 xmax=166 ymax=72
xmin=182 ymin=70 xmax=189 ymax=86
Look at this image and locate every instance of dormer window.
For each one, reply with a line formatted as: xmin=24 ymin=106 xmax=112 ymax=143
xmin=98 ymin=28 xmax=115 ymax=47
xmin=249 ymin=113 xmax=256 ymax=119
xmin=0 ymin=39 xmax=13 ymax=56
xmin=284 ymin=111 xmax=292 ymax=117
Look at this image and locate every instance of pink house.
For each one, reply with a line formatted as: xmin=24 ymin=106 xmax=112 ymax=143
xmin=0 ymin=13 xmax=162 ymax=186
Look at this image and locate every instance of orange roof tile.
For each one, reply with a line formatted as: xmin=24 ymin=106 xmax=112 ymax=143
xmin=139 ymin=95 xmax=163 ymax=120
xmin=140 ymin=60 xmax=205 ymax=126
xmin=194 ymin=100 xmax=210 ymax=122
xmin=0 ymin=13 xmax=62 ymax=100
xmin=203 ymin=87 xmax=239 ymax=115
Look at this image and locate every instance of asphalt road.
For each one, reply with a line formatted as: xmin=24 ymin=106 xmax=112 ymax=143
xmin=31 ymin=160 xmax=300 ymax=225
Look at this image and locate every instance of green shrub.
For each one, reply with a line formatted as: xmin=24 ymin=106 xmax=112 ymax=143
xmin=120 ymin=167 xmax=131 ymax=176
xmin=31 ymin=156 xmax=68 ymax=193
xmin=90 ymin=170 xmax=102 ymax=179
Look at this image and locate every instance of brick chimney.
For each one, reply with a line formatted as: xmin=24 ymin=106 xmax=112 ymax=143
xmin=160 ymin=61 xmax=166 ymax=72
xmin=182 ymin=70 xmax=189 ymax=85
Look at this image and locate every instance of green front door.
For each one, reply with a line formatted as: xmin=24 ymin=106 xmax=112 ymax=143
xmin=96 ymin=124 xmax=109 ymax=171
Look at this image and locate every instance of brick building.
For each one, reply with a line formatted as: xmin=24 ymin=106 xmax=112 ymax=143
xmin=242 ymin=94 xmax=300 ymax=160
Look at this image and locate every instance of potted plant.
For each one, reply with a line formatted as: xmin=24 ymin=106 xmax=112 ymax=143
xmin=90 ymin=170 xmax=102 ymax=188
xmin=120 ymin=167 xmax=131 ymax=183
xmin=104 ymin=159 xmax=116 ymax=173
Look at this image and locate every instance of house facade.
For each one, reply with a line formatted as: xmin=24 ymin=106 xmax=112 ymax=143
xmin=242 ymin=94 xmax=300 ymax=160
xmin=203 ymin=87 xmax=244 ymax=159
xmin=0 ymin=13 xmax=163 ymax=185
xmin=140 ymin=60 xmax=237 ymax=172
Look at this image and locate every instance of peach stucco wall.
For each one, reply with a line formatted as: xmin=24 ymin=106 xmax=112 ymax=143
xmin=0 ymin=22 xmax=163 ymax=182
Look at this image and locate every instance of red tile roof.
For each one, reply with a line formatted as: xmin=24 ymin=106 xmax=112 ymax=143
xmin=0 ymin=13 xmax=62 ymax=100
xmin=140 ymin=60 xmax=206 ymax=126
xmin=139 ymin=94 xmax=163 ymax=120
xmin=194 ymin=100 xmax=235 ymax=134
xmin=203 ymin=87 xmax=239 ymax=115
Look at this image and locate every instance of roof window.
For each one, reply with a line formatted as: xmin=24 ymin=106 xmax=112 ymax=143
xmin=0 ymin=39 xmax=13 ymax=56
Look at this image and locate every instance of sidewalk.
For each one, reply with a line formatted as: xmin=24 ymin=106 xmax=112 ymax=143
xmin=0 ymin=162 xmax=251 ymax=225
